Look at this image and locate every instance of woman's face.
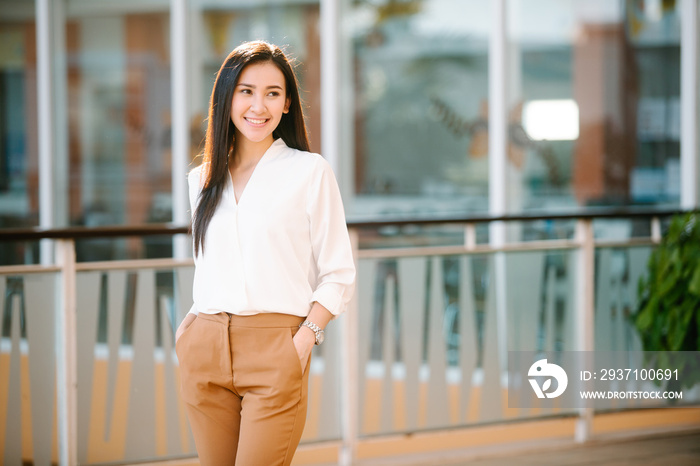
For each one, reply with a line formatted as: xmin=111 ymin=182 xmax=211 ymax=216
xmin=230 ymin=61 xmax=290 ymax=147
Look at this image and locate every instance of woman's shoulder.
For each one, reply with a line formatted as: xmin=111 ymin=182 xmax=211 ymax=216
xmin=188 ymin=162 xmax=207 ymax=184
xmin=279 ymin=143 xmax=332 ymax=174
xmin=187 ymin=163 xmax=208 ymax=195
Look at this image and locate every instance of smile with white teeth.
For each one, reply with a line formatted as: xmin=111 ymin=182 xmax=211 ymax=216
xmin=245 ymin=117 xmax=268 ymax=125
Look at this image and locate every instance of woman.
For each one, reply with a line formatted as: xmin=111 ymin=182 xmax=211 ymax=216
xmin=175 ymin=41 xmax=355 ymax=465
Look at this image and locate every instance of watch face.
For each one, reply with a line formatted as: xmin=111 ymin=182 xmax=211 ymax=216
xmin=316 ymin=332 xmax=325 ymax=345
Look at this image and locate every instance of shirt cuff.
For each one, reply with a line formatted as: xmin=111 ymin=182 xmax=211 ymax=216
xmin=187 ymin=303 xmax=198 ymax=316
xmin=311 ymin=284 xmax=345 ymax=317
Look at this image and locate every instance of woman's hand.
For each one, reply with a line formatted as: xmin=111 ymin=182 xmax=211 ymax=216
xmin=176 ymin=313 xmax=197 ymax=343
xmin=293 ymin=325 xmax=316 ymax=376
xmin=293 ymin=302 xmax=333 ymax=375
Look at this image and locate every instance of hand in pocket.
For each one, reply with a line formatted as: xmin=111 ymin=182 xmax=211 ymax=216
xmin=176 ymin=313 xmax=197 ymax=344
xmin=292 ymin=326 xmax=315 ymax=376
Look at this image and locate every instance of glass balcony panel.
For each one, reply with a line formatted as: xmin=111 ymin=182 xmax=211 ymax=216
xmin=357 ymin=249 xmax=578 ymax=437
xmin=594 ymin=245 xmax=700 ymax=410
xmin=0 ymin=272 xmax=58 ymax=464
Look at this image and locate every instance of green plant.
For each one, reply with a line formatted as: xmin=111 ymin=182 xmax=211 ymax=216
xmin=632 ymin=213 xmax=700 ymax=390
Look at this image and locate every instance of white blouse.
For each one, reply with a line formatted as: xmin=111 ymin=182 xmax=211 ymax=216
xmin=187 ymin=138 xmax=356 ymax=318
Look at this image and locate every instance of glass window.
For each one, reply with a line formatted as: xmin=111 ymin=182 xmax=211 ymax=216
xmin=507 ymin=0 xmax=681 ymax=212
xmin=347 ymin=0 xmax=491 ymax=219
xmin=0 ymin=1 xmax=38 ymax=264
xmin=66 ymin=7 xmax=172 ymax=260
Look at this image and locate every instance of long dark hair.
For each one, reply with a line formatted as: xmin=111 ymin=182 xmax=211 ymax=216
xmin=192 ymin=41 xmax=310 ymax=256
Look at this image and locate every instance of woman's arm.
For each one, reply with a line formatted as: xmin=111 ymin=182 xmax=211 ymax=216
xmin=294 ymin=158 xmax=356 ymax=375
xmin=305 ymin=159 xmax=356 ymax=317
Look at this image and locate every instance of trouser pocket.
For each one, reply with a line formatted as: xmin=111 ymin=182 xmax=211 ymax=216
xmin=175 ymin=313 xmax=197 ymax=345
xmin=285 ymin=326 xmax=306 ymax=378
xmin=178 ymin=313 xmax=232 ymax=405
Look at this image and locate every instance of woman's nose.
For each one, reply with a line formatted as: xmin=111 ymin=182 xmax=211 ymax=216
xmin=250 ymin=95 xmax=265 ymax=113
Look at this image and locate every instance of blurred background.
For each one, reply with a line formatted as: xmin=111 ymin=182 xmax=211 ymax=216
xmin=1 ymin=0 xmax=699 ymax=465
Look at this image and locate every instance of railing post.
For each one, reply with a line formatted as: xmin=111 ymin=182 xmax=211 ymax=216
xmin=574 ymin=219 xmax=594 ymax=443
xmin=171 ymin=0 xmax=191 ymax=260
xmin=56 ymin=239 xmax=78 ymax=465
xmin=681 ymin=0 xmax=699 ymax=209
xmin=339 ymin=228 xmax=359 ymax=466
xmin=651 ymin=216 xmax=662 ymax=243
xmin=464 ymin=223 xmax=476 ymax=250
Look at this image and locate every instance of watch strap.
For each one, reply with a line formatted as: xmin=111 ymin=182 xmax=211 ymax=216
xmin=300 ymin=320 xmax=324 ymax=345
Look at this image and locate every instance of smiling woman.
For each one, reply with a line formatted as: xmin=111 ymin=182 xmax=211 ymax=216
xmin=177 ymin=41 xmax=355 ymax=466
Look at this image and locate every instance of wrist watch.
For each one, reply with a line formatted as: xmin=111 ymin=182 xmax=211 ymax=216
xmin=300 ymin=320 xmax=325 ymax=345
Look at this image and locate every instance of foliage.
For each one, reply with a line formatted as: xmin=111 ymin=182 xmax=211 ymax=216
xmin=632 ymin=213 xmax=700 ymax=390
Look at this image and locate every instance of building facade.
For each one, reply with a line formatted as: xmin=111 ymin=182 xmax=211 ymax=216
xmin=1 ymin=0 xmax=698 ymax=263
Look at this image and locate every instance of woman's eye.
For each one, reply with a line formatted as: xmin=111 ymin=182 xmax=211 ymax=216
xmin=268 ymin=91 xmax=280 ymax=97
xmin=240 ymin=88 xmax=252 ymax=94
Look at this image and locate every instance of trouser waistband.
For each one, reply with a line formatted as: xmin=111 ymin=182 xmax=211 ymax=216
xmin=197 ymin=312 xmax=305 ymax=328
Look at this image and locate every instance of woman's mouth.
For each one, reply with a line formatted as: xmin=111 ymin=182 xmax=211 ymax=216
xmin=245 ymin=117 xmax=269 ymax=126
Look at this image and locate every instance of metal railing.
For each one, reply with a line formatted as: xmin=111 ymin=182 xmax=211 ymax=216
xmin=0 ymin=207 xmax=693 ymax=465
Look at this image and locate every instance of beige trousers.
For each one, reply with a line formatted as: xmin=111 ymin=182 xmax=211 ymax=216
xmin=175 ymin=312 xmax=310 ymax=466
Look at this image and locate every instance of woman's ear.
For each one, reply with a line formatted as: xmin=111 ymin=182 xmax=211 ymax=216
xmin=284 ymin=96 xmax=291 ymax=114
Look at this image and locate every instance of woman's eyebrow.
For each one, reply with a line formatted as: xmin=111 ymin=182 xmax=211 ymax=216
xmin=236 ymin=82 xmax=284 ymax=90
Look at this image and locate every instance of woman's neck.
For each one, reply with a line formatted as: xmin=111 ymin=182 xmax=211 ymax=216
xmin=233 ymin=135 xmax=274 ymax=167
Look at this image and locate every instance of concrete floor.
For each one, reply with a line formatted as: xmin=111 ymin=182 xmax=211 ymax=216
xmin=452 ymin=431 xmax=700 ymax=466
xmin=354 ymin=429 xmax=700 ymax=466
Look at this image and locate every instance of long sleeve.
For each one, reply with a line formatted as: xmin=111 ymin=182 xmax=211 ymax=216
xmin=306 ymin=159 xmax=356 ymax=317
xmin=186 ymin=166 xmax=204 ymax=316
xmin=189 ymin=139 xmax=355 ymax=318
